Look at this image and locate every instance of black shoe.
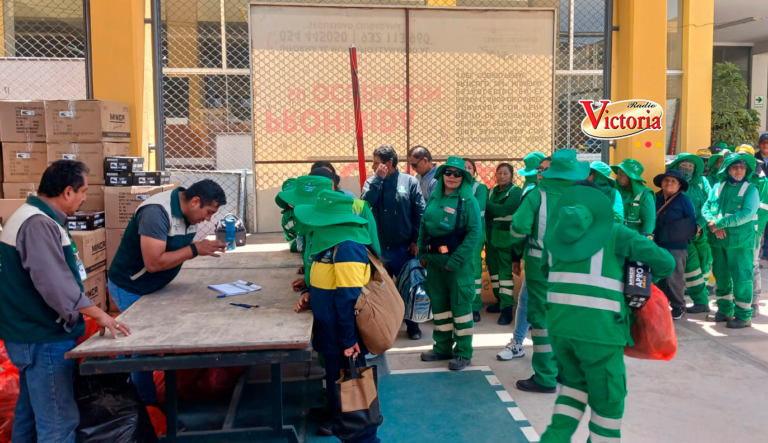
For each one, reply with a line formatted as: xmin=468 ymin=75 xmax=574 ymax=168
xmin=516 ymin=375 xmax=556 ymax=394
xmin=473 ymin=311 xmax=482 ymax=322
xmin=726 ymin=318 xmax=752 ymax=329
xmin=407 ymin=323 xmax=422 ymax=340
xmin=486 ymin=302 xmax=501 ymax=313
xmin=307 ymin=406 xmax=331 ymax=423
xmin=686 ymin=304 xmax=711 ymax=314
xmin=449 ymin=356 xmax=471 ymax=371
xmin=752 ymin=304 xmax=760 ymax=318
xmin=498 ymin=306 xmax=513 ymax=325
xmin=671 ymin=307 xmax=685 ymax=320
xmin=317 ymin=421 xmax=333 ymax=436
xmin=420 ymin=350 xmax=453 ymax=362
xmin=707 ymin=312 xmax=734 ymax=322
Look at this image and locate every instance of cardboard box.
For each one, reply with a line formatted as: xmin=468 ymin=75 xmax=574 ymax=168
xmin=133 ymin=171 xmax=171 ymax=186
xmin=83 ymin=265 xmax=107 ymax=312
xmin=44 ymin=100 xmax=131 ymax=143
xmin=47 ymin=143 xmax=106 ymax=184
xmin=105 ymin=172 xmax=133 ymax=187
xmin=107 ymin=289 xmax=120 ymax=315
xmin=67 ymin=211 xmax=105 ymax=231
xmin=106 ymin=228 xmax=126 ymax=270
xmin=70 ymin=229 xmax=107 ymax=272
xmin=104 ymin=156 xmax=144 ymax=173
xmin=0 ymin=101 xmax=46 ymax=143
xmin=2 ymin=182 xmax=37 ymax=199
xmin=105 ymin=184 xmax=177 ymax=229
xmin=103 ymin=143 xmax=130 ymax=158
xmin=1 ymin=142 xmax=47 ymax=183
xmin=0 ymin=199 xmax=25 ymax=229
xmin=80 ymin=185 xmax=104 ymax=212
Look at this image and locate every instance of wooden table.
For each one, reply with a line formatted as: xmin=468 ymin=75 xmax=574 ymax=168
xmin=68 ymin=236 xmax=310 ymax=442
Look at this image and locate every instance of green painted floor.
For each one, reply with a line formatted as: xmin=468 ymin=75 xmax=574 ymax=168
xmin=179 ymin=366 xmax=539 ymax=442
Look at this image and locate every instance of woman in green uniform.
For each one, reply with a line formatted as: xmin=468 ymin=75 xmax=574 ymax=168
xmin=464 ymin=158 xmax=489 ymax=322
xmin=588 ymin=161 xmax=624 ymax=223
xmin=611 ymin=159 xmax=655 ymax=234
xmin=706 ymin=150 xmax=731 ymax=188
xmin=418 ymin=156 xmax=481 ymax=371
xmin=485 ymin=163 xmax=522 ymax=325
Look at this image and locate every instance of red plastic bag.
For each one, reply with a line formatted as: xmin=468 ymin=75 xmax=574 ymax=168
xmin=0 ymin=360 xmax=20 ymax=443
xmin=153 ymin=367 xmax=243 ymax=403
xmin=0 ymin=341 xmax=8 ymax=365
xmin=625 ymin=285 xmax=678 ymax=361
xmin=77 ymin=316 xmax=102 ymax=346
xmin=153 ymin=369 xmax=203 ymax=404
xmin=146 ymin=406 xmax=167 ymax=436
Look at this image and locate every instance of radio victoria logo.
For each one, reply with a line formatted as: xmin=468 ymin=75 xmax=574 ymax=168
xmin=578 ymin=99 xmax=664 ymax=140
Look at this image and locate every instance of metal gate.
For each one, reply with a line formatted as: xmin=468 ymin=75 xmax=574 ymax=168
xmin=153 ymin=0 xmax=610 ymax=233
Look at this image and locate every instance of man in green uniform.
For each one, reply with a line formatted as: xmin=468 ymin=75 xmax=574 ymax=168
xmin=418 ymin=156 xmax=482 ymax=371
xmin=539 ymin=183 xmax=675 ymax=443
xmin=464 ymin=158 xmax=489 ymax=322
xmin=611 ymin=159 xmax=655 ymax=234
xmin=485 ymin=163 xmax=522 ymax=324
xmin=588 ymin=161 xmax=624 ymax=223
xmin=663 ymin=153 xmax=714 ymax=314
xmin=703 ymin=155 xmax=760 ymax=328
xmin=510 ymin=149 xmax=590 ymax=393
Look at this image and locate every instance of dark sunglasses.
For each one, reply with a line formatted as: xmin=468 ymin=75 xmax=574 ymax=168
xmin=443 ymin=170 xmax=463 ymax=178
xmin=536 ymin=166 xmax=549 ymax=173
xmin=409 ymin=162 xmax=420 ymax=169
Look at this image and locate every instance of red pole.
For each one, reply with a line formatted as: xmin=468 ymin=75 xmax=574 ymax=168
xmin=349 ymin=46 xmax=367 ymax=188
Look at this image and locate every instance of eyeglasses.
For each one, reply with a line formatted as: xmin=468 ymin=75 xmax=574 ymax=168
xmin=443 ymin=170 xmax=463 ymax=178
xmin=536 ymin=166 xmax=548 ymax=173
xmin=409 ymin=162 xmax=420 ymax=169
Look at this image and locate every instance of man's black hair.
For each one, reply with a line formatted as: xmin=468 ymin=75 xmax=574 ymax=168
xmin=373 ymin=145 xmax=398 ymax=168
xmin=184 ymin=179 xmax=226 ymax=207
xmin=409 ymin=145 xmax=432 ymax=162
xmin=496 ymin=162 xmax=514 ymax=175
xmin=542 ymin=156 xmax=552 ymax=162
xmin=311 ymin=161 xmax=336 ymax=174
xmin=310 ymin=167 xmax=340 ymax=189
xmin=573 ymin=180 xmax=600 ymax=190
xmin=38 ymin=160 xmax=90 ymax=197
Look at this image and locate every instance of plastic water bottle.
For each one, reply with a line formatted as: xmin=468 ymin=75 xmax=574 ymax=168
xmin=225 ymin=216 xmax=236 ymax=250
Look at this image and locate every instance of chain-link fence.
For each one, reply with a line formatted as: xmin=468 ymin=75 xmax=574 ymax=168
xmin=0 ymin=0 xmax=89 ymax=100
xmin=156 ymin=0 xmax=608 ymax=233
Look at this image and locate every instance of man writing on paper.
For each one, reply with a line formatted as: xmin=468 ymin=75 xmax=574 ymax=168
xmin=107 ymin=178 xmax=227 ymax=404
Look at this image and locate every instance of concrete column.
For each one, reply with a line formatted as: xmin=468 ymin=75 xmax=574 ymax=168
xmin=751 ymin=53 xmax=768 ymax=133
xmin=680 ymin=0 xmax=714 ymax=152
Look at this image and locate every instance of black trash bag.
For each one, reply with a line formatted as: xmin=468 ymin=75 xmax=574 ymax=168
xmin=74 ymin=372 xmax=158 ymax=443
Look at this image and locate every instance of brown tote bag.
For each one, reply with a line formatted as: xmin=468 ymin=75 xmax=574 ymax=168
xmin=333 ymin=356 xmax=384 ymax=440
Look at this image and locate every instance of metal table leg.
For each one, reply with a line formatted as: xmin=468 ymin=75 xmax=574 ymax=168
xmin=272 ymin=363 xmax=299 ymax=443
xmin=165 ymin=370 xmax=178 ymax=441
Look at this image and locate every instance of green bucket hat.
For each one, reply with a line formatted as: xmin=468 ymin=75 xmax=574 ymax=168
xmin=282 ymin=178 xmax=297 ymax=191
xmin=544 ymin=185 xmax=613 ymax=263
xmin=707 ymin=150 xmax=732 ymax=176
xmin=610 ymin=158 xmax=646 ymax=183
xmin=293 ymin=189 xmax=368 ymax=228
xmin=589 ymin=161 xmax=615 ymax=186
xmin=540 ymin=149 xmax=590 ymax=181
xmin=276 ymin=175 xmax=333 ymax=208
xmin=668 ymin=153 xmax=704 ymax=178
xmin=517 ymin=152 xmax=547 ymax=177
xmin=436 ymin=155 xmax=472 ymax=183
xmin=719 ymin=152 xmax=756 ymax=178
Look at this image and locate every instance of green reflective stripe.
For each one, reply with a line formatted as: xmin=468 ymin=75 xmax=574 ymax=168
xmin=434 ymin=323 xmax=453 ymax=331
xmin=554 ymin=404 xmax=585 ymax=421
xmin=561 ymin=386 xmax=588 ymax=403
xmin=537 ymin=189 xmax=547 ymax=247
xmin=433 ymin=311 xmax=453 ymax=320
xmin=454 ymin=327 xmax=473 ymax=336
xmin=548 ymin=249 xmax=624 ymax=294
xmin=454 ymin=313 xmax=473 ymax=323
xmin=494 ymin=215 xmax=513 ymax=221
xmin=548 ymin=292 xmax=622 ymax=313
xmin=591 ymin=413 xmax=622 ymax=430
xmin=738 ymin=181 xmax=750 ymax=197
xmin=527 ymin=248 xmax=542 ymax=258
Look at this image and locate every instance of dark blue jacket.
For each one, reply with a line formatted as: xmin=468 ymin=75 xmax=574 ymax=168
xmin=361 ymin=169 xmax=425 ymax=248
xmin=654 ymin=191 xmax=697 ymax=250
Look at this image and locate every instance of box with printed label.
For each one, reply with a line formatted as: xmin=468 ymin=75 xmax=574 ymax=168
xmin=133 ymin=171 xmax=171 ymax=186
xmin=0 ymin=101 xmax=46 ymax=143
xmin=104 ymin=156 xmax=144 ymax=173
xmin=44 ymin=100 xmax=131 ymax=143
xmin=66 ymin=211 xmax=105 ymax=231
xmin=1 ymin=142 xmax=47 ymax=183
xmin=0 ymin=198 xmax=25 ymax=229
xmin=47 ymin=143 xmax=106 ymax=184
xmin=2 ymin=182 xmax=37 ymax=199
xmin=105 ymin=172 xmax=133 ymax=187
xmin=83 ymin=266 xmax=107 ymax=312
xmin=105 ymin=184 xmax=177 ymax=229
xmin=80 ymin=185 xmax=104 ymax=212
xmin=106 ymin=228 xmax=126 ymax=270
xmin=70 ymin=228 xmax=107 ymax=271
xmin=103 ymin=143 xmax=130 ymax=158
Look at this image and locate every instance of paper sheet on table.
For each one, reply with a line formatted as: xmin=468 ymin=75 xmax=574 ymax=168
xmin=208 ymin=280 xmax=262 ymax=296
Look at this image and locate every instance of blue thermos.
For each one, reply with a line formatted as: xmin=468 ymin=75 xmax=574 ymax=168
xmin=225 ymin=215 xmax=237 ymax=250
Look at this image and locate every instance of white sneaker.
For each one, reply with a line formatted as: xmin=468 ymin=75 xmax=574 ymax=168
xmin=497 ymin=339 xmax=525 ymax=361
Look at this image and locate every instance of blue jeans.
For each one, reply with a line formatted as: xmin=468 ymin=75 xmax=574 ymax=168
xmin=5 ymin=339 xmax=79 ymax=443
xmin=107 ymin=279 xmax=157 ymax=404
xmin=513 ymin=279 xmax=530 ymax=344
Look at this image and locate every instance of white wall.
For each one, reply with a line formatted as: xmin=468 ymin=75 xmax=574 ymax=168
xmin=751 ymin=53 xmax=768 ymax=132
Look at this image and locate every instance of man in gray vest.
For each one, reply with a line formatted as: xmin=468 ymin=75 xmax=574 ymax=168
xmin=108 ymin=178 xmax=227 ymax=403
xmin=0 ymin=160 xmax=131 ymax=442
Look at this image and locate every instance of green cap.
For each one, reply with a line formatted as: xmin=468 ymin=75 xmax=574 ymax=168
xmin=293 ymin=190 xmax=368 ymax=228
xmin=276 ymin=175 xmax=333 ymax=208
xmin=517 ymin=152 xmax=547 ymax=177
xmin=610 ymin=158 xmax=646 ymax=183
xmin=540 ymin=149 xmax=590 ymax=181
xmin=544 ymin=185 xmax=613 ymax=263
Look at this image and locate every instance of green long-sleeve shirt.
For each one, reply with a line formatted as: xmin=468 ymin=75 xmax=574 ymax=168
xmin=611 ymin=189 xmax=624 ymax=224
xmin=703 ymin=180 xmax=759 ymax=249
xmin=618 ymin=181 xmax=656 ymax=234
xmin=472 ymin=180 xmax=489 ymax=244
xmin=486 ymin=183 xmax=522 ymax=249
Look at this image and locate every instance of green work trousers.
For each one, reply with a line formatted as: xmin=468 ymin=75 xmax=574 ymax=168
xmin=486 ymin=243 xmax=514 ymax=309
xmin=425 ymin=255 xmax=474 ymax=359
xmin=685 ymin=235 xmax=712 ymax=306
xmin=526 ymin=276 xmax=557 ymax=388
xmin=472 ymin=244 xmax=484 ymax=312
xmin=711 ymin=245 xmax=754 ymax=321
xmin=541 ymin=337 xmax=626 ymax=443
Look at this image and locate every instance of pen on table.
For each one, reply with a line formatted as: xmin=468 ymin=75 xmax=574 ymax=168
xmin=230 ymin=303 xmax=259 ymax=309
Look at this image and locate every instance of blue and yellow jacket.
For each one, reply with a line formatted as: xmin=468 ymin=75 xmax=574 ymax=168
xmin=309 ymin=240 xmax=371 ymax=354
